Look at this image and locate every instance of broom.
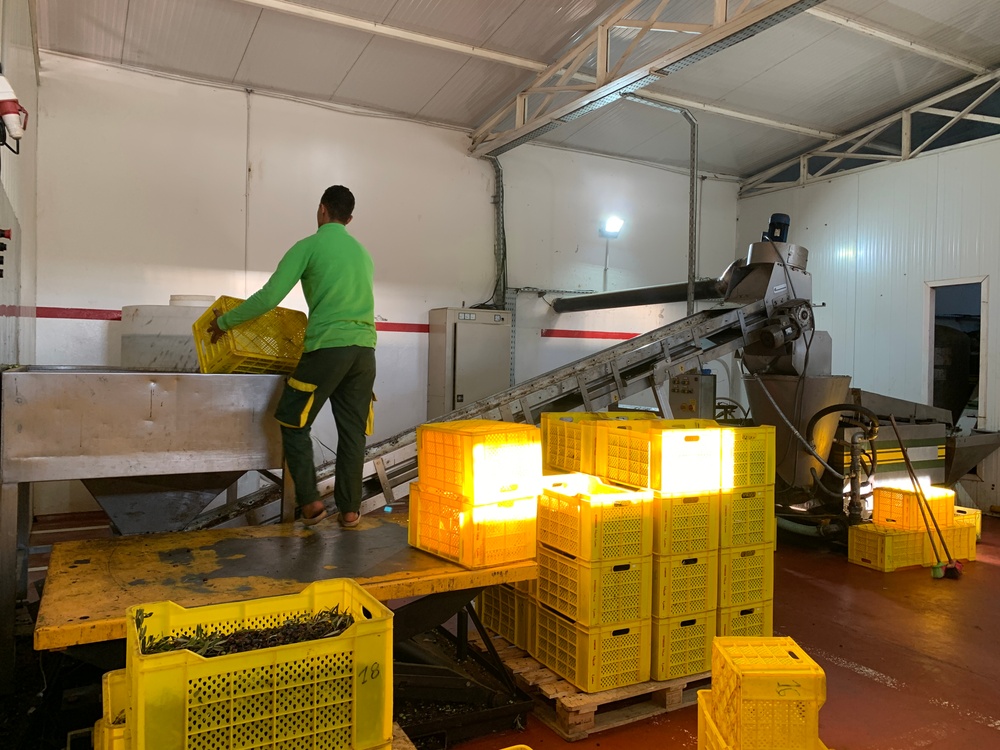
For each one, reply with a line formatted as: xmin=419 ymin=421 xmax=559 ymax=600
xmin=888 ymin=415 xmax=962 ymax=579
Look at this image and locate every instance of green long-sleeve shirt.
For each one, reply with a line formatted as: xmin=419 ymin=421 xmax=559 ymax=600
xmin=217 ymin=222 xmax=376 ymax=351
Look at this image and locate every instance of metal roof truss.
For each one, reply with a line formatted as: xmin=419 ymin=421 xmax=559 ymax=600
xmin=741 ymin=68 xmax=1000 ymax=198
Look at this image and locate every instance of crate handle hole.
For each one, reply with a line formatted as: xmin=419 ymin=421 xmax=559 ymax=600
xmin=788 ymin=651 xmax=800 ymax=660
xmin=739 ymin=608 xmax=754 ymax=616
xmin=612 ymin=564 xmax=630 ymax=572
xmin=680 ymin=619 xmax=696 ymax=627
xmin=362 ymin=606 xmax=372 ymax=620
xmin=684 ymin=436 xmax=700 ymax=442
xmin=611 ymin=628 xmax=630 ymax=636
xmin=682 ymin=497 xmax=698 ymax=504
xmin=681 ymin=558 xmax=697 ymax=566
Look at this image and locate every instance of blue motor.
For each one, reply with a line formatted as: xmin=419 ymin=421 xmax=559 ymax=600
xmin=762 ymin=213 xmax=790 ymax=242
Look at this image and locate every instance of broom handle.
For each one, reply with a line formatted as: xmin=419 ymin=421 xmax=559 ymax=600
xmin=888 ymin=415 xmax=942 ymax=564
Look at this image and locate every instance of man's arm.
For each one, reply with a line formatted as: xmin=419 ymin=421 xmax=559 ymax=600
xmin=216 ymin=242 xmax=310 ymax=331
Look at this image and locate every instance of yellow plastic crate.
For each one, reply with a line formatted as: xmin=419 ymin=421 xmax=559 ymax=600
xmin=651 ymin=611 xmax=715 ymax=680
xmin=416 ymin=420 xmax=541 ymax=504
xmin=728 ymin=426 xmax=776 ymax=489
xmin=653 ymin=552 xmax=719 ymax=618
xmin=653 ymin=491 xmax=720 ymax=554
xmin=537 ymin=545 xmax=652 ymax=626
xmin=848 ymin=523 xmax=925 ymax=572
xmin=849 ymin=523 xmax=976 ymax=572
xmin=541 ymin=411 xmax=657 ymax=473
xmin=475 ymin=586 xmax=536 ymax=653
xmin=594 ymin=421 xmax=725 ymax=494
xmin=193 ymin=295 xmax=306 ymax=374
xmin=517 ymin=591 xmax=537 ymax=656
xmin=408 ymin=482 xmax=536 ymax=569
xmin=929 ymin=524 xmax=977 ymax=564
xmin=954 ymin=506 xmax=982 ymax=539
xmin=719 ymin=544 xmax=775 ymax=608
xmin=697 ymin=691 xmax=729 ymax=750
xmin=720 ymin=485 xmax=775 ymax=548
xmin=534 ymin=605 xmax=651 ymax=693
xmin=716 ymin=601 xmax=773 ymax=638
xmin=477 ymin=584 xmax=518 ymax=645
xmin=124 ymin=579 xmax=393 ymax=750
xmin=872 ymin=482 xmax=955 ymax=530
xmin=93 ymin=669 xmax=127 ymax=750
xmin=537 ymin=474 xmax=652 ymax=560
xmin=712 ymin=636 xmax=826 ymax=750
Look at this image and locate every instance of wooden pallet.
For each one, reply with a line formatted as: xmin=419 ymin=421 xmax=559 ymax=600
xmin=469 ymin=633 xmax=711 ymax=741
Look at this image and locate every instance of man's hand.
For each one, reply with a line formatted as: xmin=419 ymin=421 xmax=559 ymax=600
xmin=207 ymin=309 xmax=226 ymax=344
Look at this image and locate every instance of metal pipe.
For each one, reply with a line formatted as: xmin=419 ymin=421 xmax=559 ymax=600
xmin=552 ymin=278 xmax=722 ymax=313
xmin=683 ymin=108 xmax=699 ymax=316
xmin=618 ymin=94 xmax=700 ymax=315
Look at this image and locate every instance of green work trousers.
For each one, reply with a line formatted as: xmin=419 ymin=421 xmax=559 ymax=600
xmin=275 ymin=345 xmax=376 ymax=514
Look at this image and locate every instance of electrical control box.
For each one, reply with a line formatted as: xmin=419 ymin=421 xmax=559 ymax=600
xmin=427 ymin=307 xmax=512 ymax=419
xmin=669 ymin=372 xmax=716 ymax=419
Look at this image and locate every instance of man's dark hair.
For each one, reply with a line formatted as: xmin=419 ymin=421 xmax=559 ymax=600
xmin=321 ymin=185 xmax=355 ymax=223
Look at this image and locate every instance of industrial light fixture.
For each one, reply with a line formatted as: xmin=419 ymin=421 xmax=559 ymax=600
xmin=600 ymin=215 xmax=624 ymax=239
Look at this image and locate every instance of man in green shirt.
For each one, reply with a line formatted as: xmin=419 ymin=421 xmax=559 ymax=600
xmin=209 ymin=185 xmax=376 ymax=527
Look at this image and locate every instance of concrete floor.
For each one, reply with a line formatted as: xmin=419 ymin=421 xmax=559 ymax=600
xmin=457 ymin=517 xmax=1000 ymax=750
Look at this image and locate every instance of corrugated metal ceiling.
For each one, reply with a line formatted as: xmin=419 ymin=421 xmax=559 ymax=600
xmin=35 ymin=0 xmax=1000 ymax=178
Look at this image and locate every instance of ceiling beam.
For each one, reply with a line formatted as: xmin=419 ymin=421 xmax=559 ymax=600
xmin=229 ymin=0 xmax=548 ymax=72
xmin=805 ymin=7 xmax=989 ymax=75
xmin=637 ymin=90 xmax=840 ymax=139
xmin=472 ymin=0 xmax=826 ymax=157
xmin=741 ymin=67 xmax=1000 ymax=197
xmin=613 ymin=20 xmax=711 ymax=34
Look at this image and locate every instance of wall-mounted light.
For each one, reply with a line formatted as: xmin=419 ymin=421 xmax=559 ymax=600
xmin=600 ymin=215 xmax=624 ymax=239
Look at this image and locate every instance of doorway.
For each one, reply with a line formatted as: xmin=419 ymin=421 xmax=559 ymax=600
xmin=930 ymin=280 xmax=984 ymax=433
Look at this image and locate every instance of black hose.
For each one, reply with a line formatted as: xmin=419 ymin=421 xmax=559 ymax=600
xmin=805 ymin=403 xmax=880 ymax=443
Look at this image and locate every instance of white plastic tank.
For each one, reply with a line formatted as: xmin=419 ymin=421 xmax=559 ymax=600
xmin=120 ymin=295 xmax=215 ymax=371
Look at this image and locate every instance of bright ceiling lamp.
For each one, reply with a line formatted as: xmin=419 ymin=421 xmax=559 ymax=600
xmin=601 ymin=215 xmax=625 ymax=238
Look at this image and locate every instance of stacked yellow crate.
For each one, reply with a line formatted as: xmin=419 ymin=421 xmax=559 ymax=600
xmin=718 ymin=427 xmax=776 ymax=638
xmin=533 ymin=474 xmax=654 ymax=692
xmin=699 ymin=636 xmax=831 ymax=750
xmin=848 ymin=482 xmax=977 ymax=572
xmin=540 ymin=411 xmax=658 ymax=474
xmin=409 ymin=420 xmax=542 ymax=569
xmin=589 ymin=419 xmax=738 ymax=678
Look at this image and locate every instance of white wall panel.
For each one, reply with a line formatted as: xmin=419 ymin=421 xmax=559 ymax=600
xmin=37 ymin=55 xmax=248 ymax=366
xmin=501 ymin=144 xmax=739 ymax=384
xmin=739 ymin=136 xmax=1000 ymax=510
xmin=2 ymin=0 xmax=37 ymax=362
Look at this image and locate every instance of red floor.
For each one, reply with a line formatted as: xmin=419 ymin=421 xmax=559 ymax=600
xmin=456 ymin=516 xmax=1000 ymax=750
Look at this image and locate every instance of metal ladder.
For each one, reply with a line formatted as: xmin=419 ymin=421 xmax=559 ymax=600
xmin=191 ymin=299 xmax=767 ymax=528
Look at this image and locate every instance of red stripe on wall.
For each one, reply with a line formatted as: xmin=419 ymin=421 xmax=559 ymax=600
xmin=31 ymin=306 xmax=432 ymax=331
xmin=376 ymin=322 xmax=429 ymax=333
xmin=0 ymin=304 xmax=33 ymax=317
xmin=37 ymin=306 xmax=122 ymax=321
xmin=541 ymin=328 xmax=638 ymax=340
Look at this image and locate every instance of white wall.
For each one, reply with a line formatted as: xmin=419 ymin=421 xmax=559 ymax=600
xmin=0 ymin=0 xmax=37 ymax=364
xmin=738 ymin=137 xmax=1000 ymax=509
xmin=502 ymin=146 xmax=739 ymax=385
xmin=35 ymin=54 xmax=740 ymax=512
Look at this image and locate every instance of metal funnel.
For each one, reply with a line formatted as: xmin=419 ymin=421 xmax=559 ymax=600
xmin=83 ymin=471 xmax=244 ymax=535
xmin=945 ymin=431 xmax=1000 ymax=485
xmin=744 ymin=375 xmax=852 ymax=488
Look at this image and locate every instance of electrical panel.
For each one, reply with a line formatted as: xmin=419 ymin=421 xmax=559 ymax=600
xmin=669 ymin=372 xmax=717 ymax=419
xmin=427 ymin=307 xmax=512 ymax=419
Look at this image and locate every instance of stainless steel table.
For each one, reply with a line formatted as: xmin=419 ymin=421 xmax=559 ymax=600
xmin=0 ymin=366 xmax=287 ymax=692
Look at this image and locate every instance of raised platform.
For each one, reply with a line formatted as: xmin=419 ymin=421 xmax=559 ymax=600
xmin=35 ymin=515 xmax=536 ymax=650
